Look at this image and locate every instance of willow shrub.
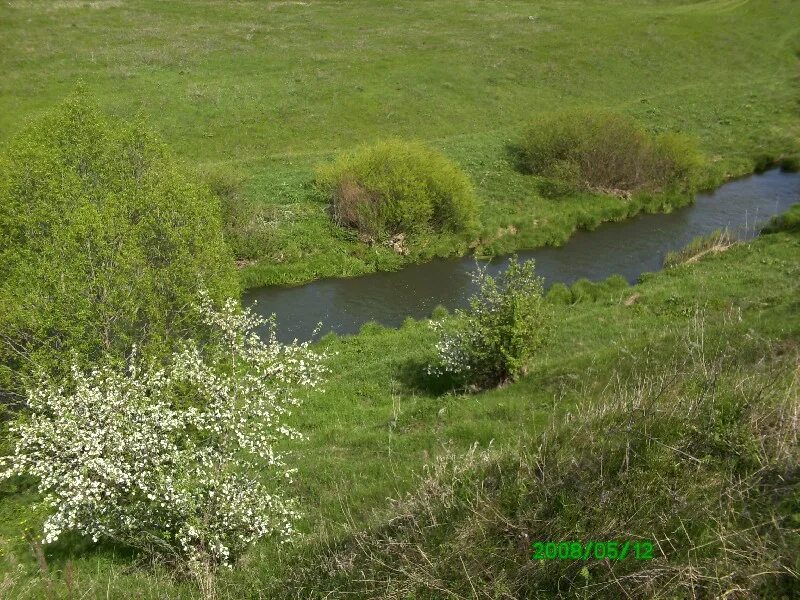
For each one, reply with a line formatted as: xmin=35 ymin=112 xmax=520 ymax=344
xmin=0 ymin=91 xmax=237 ymax=393
xmin=428 ymin=258 xmax=552 ymax=389
xmin=517 ymin=110 xmax=702 ymax=197
xmin=315 ymin=139 xmax=479 ymax=240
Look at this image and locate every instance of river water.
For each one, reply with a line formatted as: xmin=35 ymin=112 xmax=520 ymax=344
xmin=244 ymin=169 xmax=800 ymax=341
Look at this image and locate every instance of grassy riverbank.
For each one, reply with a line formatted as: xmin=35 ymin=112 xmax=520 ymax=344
xmin=2 ymin=208 xmax=798 ymax=598
xmin=2 ymin=0 xmax=800 ymax=288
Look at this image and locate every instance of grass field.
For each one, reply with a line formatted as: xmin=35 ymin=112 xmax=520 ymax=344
xmin=2 ymin=0 xmax=799 ymax=287
xmin=2 ymin=1 xmax=800 ymax=597
xmin=2 ymin=207 xmax=799 ymax=598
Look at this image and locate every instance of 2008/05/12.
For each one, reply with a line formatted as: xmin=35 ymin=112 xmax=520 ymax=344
xmin=531 ymin=540 xmax=654 ymax=561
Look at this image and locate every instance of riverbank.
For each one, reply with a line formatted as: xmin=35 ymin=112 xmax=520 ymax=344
xmin=2 ymin=204 xmax=798 ymax=598
xmin=236 ymin=144 xmax=800 ymax=291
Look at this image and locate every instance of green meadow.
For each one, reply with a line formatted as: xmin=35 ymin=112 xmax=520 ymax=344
xmin=2 ymin=0 xmax=800 ymax=286
xmin=1 ymin=1 xmax=800 ymax=598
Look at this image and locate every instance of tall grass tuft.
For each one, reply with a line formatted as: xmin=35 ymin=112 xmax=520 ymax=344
xmin=663 ymin=229 xmax=736 ymax=268
xmin=762 ymin=203 xmax=800 ymax=234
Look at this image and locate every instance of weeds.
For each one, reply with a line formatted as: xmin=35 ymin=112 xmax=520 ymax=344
xmin=663 ymin=229 xmax=737 ymax=268
xmin=304 ymin=325 xmax=800 ymax=598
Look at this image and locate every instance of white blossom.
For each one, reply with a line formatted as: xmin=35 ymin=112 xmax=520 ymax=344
xmin=1 ymin=292 xmax=328 ymax=570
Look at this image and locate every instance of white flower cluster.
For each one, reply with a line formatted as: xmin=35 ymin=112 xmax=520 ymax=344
xmin=1 ymin=292 xmax=328 ymax=569
xmin=426 ymin=318 xmax=476 ymax=377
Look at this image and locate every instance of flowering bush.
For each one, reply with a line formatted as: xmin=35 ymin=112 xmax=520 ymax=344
xmin=428 ymin=258 xmax=552 ymax=388
xmin=1 ymin=292 xmax=327 ymax=575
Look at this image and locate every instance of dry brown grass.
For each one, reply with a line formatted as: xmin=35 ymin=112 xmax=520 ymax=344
xmin=298 ymin=326 xmax=800 ymax=599
xmin=330 ymin=178 xmax=382 ymax=236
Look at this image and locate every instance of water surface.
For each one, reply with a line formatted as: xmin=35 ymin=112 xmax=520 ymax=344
xmin=244 ymin=169 xmax=800 ymax=341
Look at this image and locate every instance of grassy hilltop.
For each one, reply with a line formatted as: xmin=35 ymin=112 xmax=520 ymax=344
xmin=2 ymin=0 xmax=799 ymax=286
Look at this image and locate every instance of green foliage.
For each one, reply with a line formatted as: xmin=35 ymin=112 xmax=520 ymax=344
xmin=315 ymin=139 xmax=479 ymax=240
xmin=779 ymin=155 xmax=800 ymax=172
xmin=762 ymin=203 xmax=800 ymax=234
xmin=517 ymin=110 xmax=702 ymax=196
xmin=545 ymin=282 xmax=572 ymax=305
xmin=654 ymin=131 xmax=704 ymax=187
xmin=601 ymin=273 xmax=629 ymax=293
xmin=431 ymin=304 xmax=450 ymax=320
xmin=203 ymin=166 xmax=272 ymax=261
xmin=548 ymin=275 xmax=628 ymax=306
xmin=429 ymin=258 xmax=552 ymax=388
xmin=570 ymin=278 xmax=599 ymax=303
xmin=0 ymin=91 xmax=237 ymax=392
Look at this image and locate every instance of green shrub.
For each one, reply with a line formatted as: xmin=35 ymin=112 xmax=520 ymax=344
xmin=545 ymin=282 xmax=572 ymax=305
xmin=596 ymin=274 xmax=629 ymax=301
xmin=428 ymin=258 xmax=552 ymax=388
xmin=315 ymin=139 xmax=479 ymax=240
xmin=570 ymin=278 xmax=599 ymax=303
xmin=602 ymin=273 xmax=629 ymax=292
xmin=0 ymin=90 xmax=237 ymax=392
xmin=653 ymin=131 xmax=704 ymax=187
xmin=517 ymin=110 xmax=701 ymax=195
xmin=537 ymin=159 xmax=582 ymax=198
xmin=359 ymin=321 xmax=385 ymax=336
xmin=431 ymin=304 xmax=450 ymax=320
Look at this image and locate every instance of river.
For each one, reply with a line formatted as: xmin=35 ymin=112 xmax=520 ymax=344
xmin=244 ymin=169 xmax=800 ymax=341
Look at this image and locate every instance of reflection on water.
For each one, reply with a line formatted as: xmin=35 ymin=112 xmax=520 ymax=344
xmin=244 ymin=169 xmax=800 ymax=341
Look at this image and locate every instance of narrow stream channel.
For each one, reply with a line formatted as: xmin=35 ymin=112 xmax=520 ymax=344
xmin=244 ymin=169 xmax=800 ymax=341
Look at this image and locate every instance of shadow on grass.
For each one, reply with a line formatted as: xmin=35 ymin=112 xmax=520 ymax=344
xmin=504 ymin=141 xmax=529 ymax=174
xmin=44 ymin=532 xmax=141 ymax=569
xmin=395 ymin=356 xmax=463 ymax=397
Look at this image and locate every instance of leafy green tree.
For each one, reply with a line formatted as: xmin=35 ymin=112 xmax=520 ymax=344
xmin=0 ymin=90 xmax=237 ymax=397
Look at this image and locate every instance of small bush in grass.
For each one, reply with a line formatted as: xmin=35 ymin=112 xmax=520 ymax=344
xmin=570 ymin=278 xmax=599 ymax=303
xmin=1 ymin=293 xmax=328 ymax=584
xmin=431 ymin=305 xmax=450 ymax=320
xmin=595 ymin=273 xmax=629 ymax=301
xmin=315 ymin=140 xmax=479 ymax=240
xmin=602 ymin=273 xmax=629 ymax=292
xmin=762 ymin=203 xmax=800 ymax=234
xmin=203 ymin=166 xmax=271 ymax=262
xmin=428 ymin=258 xmax=552 ymax=388
xmin=545 ymin=282 xmax=572 ymax=305
xmin=517 ymin=110 xmax=701 ymax=196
